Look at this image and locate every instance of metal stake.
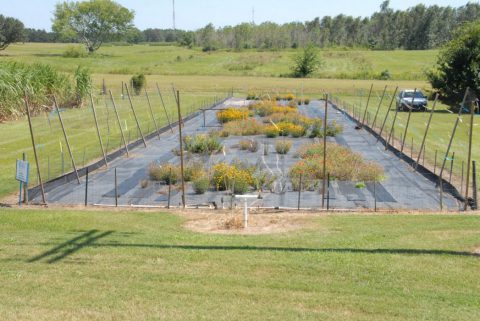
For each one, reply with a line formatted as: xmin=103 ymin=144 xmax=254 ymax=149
xmin=125 ymin=84 xmax=147 ymax=147
xmin=361 ymin=84 xmax=374 ymax=127
xmin=145 ymin=89 xmax=161 ymax=140
xmin=156 ymin=83 xmax=174 ymax=133
xmin=415 ymin=94 xmax=438 ymax=170
xmin=176 ymin=90 xmax=186 ymax=208
xmin=372 ymin=85 xmax=388 ymax=129
xmin=378 ymin=87 xmax=399 ymax=141
xmin=322 ymin=94 xmax=328 ymax=208
xmin=400 ymin=88 xmax=417 ymax=154
xmin=109 ymin=90 xmax=129 ymax=157
xmin=464 ymin=100 xmax=477 ymax=210
xmin=84 ymin=167 xmax=89 ymax=206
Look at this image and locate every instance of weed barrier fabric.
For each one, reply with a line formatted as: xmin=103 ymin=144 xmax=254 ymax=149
xmin=30 ymin=98 xmax=459 ymax=211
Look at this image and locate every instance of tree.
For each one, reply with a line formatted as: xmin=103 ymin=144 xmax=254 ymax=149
xmin=0 ymin=15 xmax=24 ymax=50
xmin=52 ymin=0 xmax=134 ymax=53
xmin=291 ymin=44 xmax=322 ymax=78
xmin=427 ymin=21 xmax=480 ymax=107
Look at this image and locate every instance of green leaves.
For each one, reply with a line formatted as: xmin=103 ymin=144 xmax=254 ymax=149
xmin=291 ymin=44 xmax=322 ymax=78
xmin=53 ymin=0 xmax=134 ymax=53
xmin=0 ymin=14 xmax=24 ymax=50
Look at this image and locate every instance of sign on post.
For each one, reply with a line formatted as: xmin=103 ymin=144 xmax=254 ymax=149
xmin=16 ymin=160 xmax=29 ymax=183
xmin=16 ymin=160 xmax=29 ymax=207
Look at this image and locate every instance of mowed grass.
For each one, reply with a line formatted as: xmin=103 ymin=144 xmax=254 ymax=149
xmin=2 ymin=43 xmax=437 ymax=80
xmin=0 ymin=208 xmax=478 ymax=320
xmin=332 ymin=87 xmax=480 ymax=188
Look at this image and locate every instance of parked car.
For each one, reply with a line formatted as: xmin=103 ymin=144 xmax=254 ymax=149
xmin=396 ymin=90 xmax=428 ymax=111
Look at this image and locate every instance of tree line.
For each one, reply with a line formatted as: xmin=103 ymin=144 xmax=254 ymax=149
xmin=18 ymin=1 xmax=480 ymax=51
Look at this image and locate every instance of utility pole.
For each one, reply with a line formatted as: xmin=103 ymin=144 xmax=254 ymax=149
xmin=172 ymin=0 xmax=176 ymax=31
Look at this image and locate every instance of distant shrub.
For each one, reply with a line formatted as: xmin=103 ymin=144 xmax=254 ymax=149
xmin=379 ymin=69 xmax=391 ymax=80
xmin=275 ymin=140 xmax=292 ymax=154
xmin=222 ymin=119 xmax=264 ymax=136
xmin=193 ymin=176 xmax=210 ymax=194
xmin=238 ymin=139 xmax=259 ymax=152
xmin=149 ymin=163 xmax=179 ymax=184
xmin=62 ymin=45 xmax=88 ymax=58
xmin=183 ymin=134 xmax=222 ymax=154
xmin=131 ymin=73 xmax=146 ymax=95
xmin=184 ymin=161 xmax=206 ymax=182
xmin=216 ymin=107 xmax=249 ymax=123
xmin=304 ymin=98 xmax=310 ymax=105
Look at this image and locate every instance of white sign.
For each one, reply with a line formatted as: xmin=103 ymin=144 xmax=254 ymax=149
xmin=16 ymin=160 xmax=29 ymax=183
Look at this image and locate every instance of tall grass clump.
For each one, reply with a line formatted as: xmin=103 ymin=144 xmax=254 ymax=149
xmin=0 ymin=62 xmax=74 ymax=121
xmin=74 ymin=66 xmax=92 ymax=107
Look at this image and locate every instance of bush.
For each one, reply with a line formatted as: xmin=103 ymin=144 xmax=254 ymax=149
xmin=304 ymin=98 xmax=310 ymax=105
xmin=264 ymin=125 xmax=280 ymax=138
xmin=222 ymin=119 xmax=264 ymax=136
xmin=193 ymin=176 xmax=210 ymax=194
xmin=238 ymin=139 xmax=259 ymax=152
xmin=184 ymin=161 xmax=206 ymax=182
xmin=216 ymin=107 xmax=249 ymax=123
xmin=131 ymin=73 xmax=146 ymax=95
xmin=309 ymin=120 xmax=343 ymax=138
xmin=62 ymin=45 xmax=88 ymax=58
xmin=149 ymin=163 xmax=179 ymax=184
xmin=275 ymin=140 xmax=292 ymax=154
xmin=183 ymin=134 xmax=223 ymax=154
xmin=379 ymin=69 xmax=391 ymax=80
xmin=212 ymin=162 xmax=253 ymax=194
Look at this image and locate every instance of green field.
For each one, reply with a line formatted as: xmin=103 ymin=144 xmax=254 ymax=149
xmin=2 ymin=43 xmax=437 ymax=80
xmin=0 ymin=208 xmax=478 ymax=320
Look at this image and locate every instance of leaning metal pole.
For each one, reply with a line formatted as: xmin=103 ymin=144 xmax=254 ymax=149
xmin=156 ymin=83 xmax=174 ymax=133
xmin=176 ymin=90 xmax=186 ymax=208
xmin=377 ymin=87 xmax=398 ymax=142
xmin=109 ymin=90 xmax=129 ymax=157
xmin=53 ymin=95 xmax=80 ymax=184
xmin=361 ymin=84 xmax=374 ymax=127
xmin=90 ymin=92 xmax=108 ymax=168
xmin=464 ymin=100 xmax=477 ymax=210
xmin=371 ymin=85 xmax=388 ymax=129
xmin=400 ymin=89 xmax=417 ymax=154
xmin=125 ymin=84 xmax=147 ymax=148
xmin=145 ymin=89 xmax=161 ymax=140
xmin=415 ymin=94 xmax=438 ymax=170
xmin=24 ymin=92 xmax=46 ymax=204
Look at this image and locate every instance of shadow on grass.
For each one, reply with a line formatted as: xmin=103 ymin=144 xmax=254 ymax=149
xmin=27 ymin=230 xmax=114 ymax=264
xmin=92 ymin=243 xmax=479 ymax=257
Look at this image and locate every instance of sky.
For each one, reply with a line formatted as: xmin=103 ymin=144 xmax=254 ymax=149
xmin=0 ymin=0 xmax=476 ymax=31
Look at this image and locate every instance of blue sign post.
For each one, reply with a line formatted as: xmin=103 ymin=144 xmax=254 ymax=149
xmin=16 ymin=159 xmax=30 ymax=207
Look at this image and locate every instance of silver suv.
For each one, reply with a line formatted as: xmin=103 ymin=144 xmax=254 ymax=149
xmin=396 ymin=90 xmax=428 ymax=111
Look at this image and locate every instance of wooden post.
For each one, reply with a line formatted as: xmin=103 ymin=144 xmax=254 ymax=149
xmin=434 ymin=150 xmax=438 ymax=174
xmin=361 ymin=84 xmax=374 ymax=127
xmin=322 ymin=94 xmax=328 ymax=208
xmin=167 ymin=168 xmax=172 ymax=209
xmin=373 ymin=178 xmax=377 ymax=212
xmin=145 ymin=89 xmax=161 ymax=140
xmin=90 ymin=93 xmax=108 ymax=168
xmin=84 ymin=167 xmax=89 ymax=206
xmin=461 ymin=161 xmax=465 ymax=195
xmin=53 ymin=96 xmax=80 ymax=184
xmin=22 ymin=153 xmax=29 ymax=204
xmin=472 ymin=161 xmax=478 ymax=210
xmin=156 ymin=83 xmax=174 ymax=133
xmin=378 ymin=87 xmax=399 ymax=141
xmin=372 ymin=85 xmax=387 ymax=129
xmin=176 ymin=90 xmax=186 ymax=208
xmin=326 ymin=173 xmax=330 ymax=210
xmin=415 ymin=94 xmax=438 ymax=170
xmin=109 ymin=90 xmax=129 ymax=157
xmin=114 ymin=168 xmax=118 ymax=207
xmin=297 ymin=173 xmax=302 ymax=211
xmin=439 ymin=176 xmax=444 ymax=211
xmin=439 ymin=88 xmax=470 ymax=181
xmin=401 ymin=89 xmax=417 ymax=154
xmin=464 ymin=100 xmax=477 ymax=210
xmin=125 ymin=84 xmax=147 ymax=148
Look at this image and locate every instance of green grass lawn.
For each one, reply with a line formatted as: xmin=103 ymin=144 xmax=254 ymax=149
xmin=0 ymin=208 xmax=478 ymax=320
xmin=1 ymin=43 xmax=437 ymax=80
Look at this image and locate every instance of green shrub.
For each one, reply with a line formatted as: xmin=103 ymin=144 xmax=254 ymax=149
xmin=183 ymin=134 xmax=223 ymax=154
xmin=131 ymin=73 xmax=146 ymax=95
xmin=184 ymin=161 xmax=206 ymax=182
xmin=275 ymin=140 xmax=292 ymax=154
xmin=62 ymin=45 xmax=88 ymax=58
xmin=193 ymin=176 xmax=210 ymax=194
xmin=222 ymin=119 xmax=264 ymax=136
xmin=212 ymin=162 xmax=253 ymax=194
xmin=74 ymin=66 xmax=92 ymax=107
xmin=264 ymin=125 xmax=280 ymax=138
xmin=149 ymin=163 xmax=179 ymax=184
xmin=238 ymin=139 xmax=259 ymax=152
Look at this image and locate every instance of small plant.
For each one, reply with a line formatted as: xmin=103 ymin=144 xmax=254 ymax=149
xmin=140 ymin=180 xmax=149 ymax=189
xmin=62 ymin=45 xmax=88 ymax=58
xmin=263 ymin=143 xmax=270 ymax=155
xmin=304 ymin=98 xmax=310 ymax=105
xmin=131 ymin=73 xmax=146 ymax=95
xmin=379 ymin=69 xmax=391 ymax=80
xmin=275 ymin=140 xmax=292 ymax=154
xmin=183 ymin=134 xmax=223 ymax=154
xmin=184 ymin=161 xmax=206 ymax=182
xmin=285 ymin=93 xmax=295 ymax=101
xmin=238 ymin=139 xmax=259 ymax=152
xmin=193 ymin=176 xmax=210 ymax=194
xmin=149 ymin=163 xmax=179 ymax=184
xmin=223 ymin=216 xmax=244 ymax=229
xmin=212 ymin=162 xmax=253 ymax=194
xmin=216 ymin=107 xmax=250 ymax=123
xmin=222 ymin=119 xmax=264 ymax=136
xmin=355 ymin=182 xmax=366 ymax=189
xmin=264 ymin=125 xmax=280 ymax=138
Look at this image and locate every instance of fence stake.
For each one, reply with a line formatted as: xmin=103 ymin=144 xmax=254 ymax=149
xmin=439 ymin=88 xmax=470 ymax=182
xmin=176 ymin=90 xmax=186 ymax=209
xmin=322 ymin=94 xmax=328 ymax=209
xmin=109 ymin=90 xmax=129 ymax=157
xmin=53 ymin=96 xmax=80 ymax=184
xmin=84 ymin=167 xmax=89 ymax=206
xmin=401 ymin=88 xmax=417 ymax=154
xmin=372 ymin=85 xmax=388 ymax=129
xmin=361 ymin=84 xmax=374 ymax=127
xmin=373 ymin=178 xmax=377 ymax=212
xmin=434 ymin=150 xmax=438 ymax=174
xmin=464 ymin=100 xmax=477 ymax=210
xmin=114 ymin=168 xmax=118 ymax=207
xmin=461 ymin=161 xmax=465 ymax=195
xmin=22 ymin=153 xmax=29 ymax=204
xmin=90 ymin=93 xmax=108 ymax=168
xmin=156 ymin=83 xmax=174 ymax=133
xmin=439 ymin=176 xmax=443 ymax=211
xmin=415 ymin=94 xmax=438 ymax=170
xmin=378 ymin=87 xmax=399 ymax=142
xmin=411 ymin=137 xmax=414 ymax=159
xmin=297 ymin=173 xmax=302 ymax=211
xmin=386 ymin=99 xmax=401 ymax=150
xmin=449 ymin=152 xmax=455 ymax=184
xmin=145 ymin=89 xmax=161 ymax=140
xmin=472 ymin=161 xmax=478 ymax=210
xmin=326 ymin=173 xmax=330 ymax=210
xmin=167 ymin=169 xmax=172 ymax=209
xmin=125 ymin=84 xmax=147 ymax=148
